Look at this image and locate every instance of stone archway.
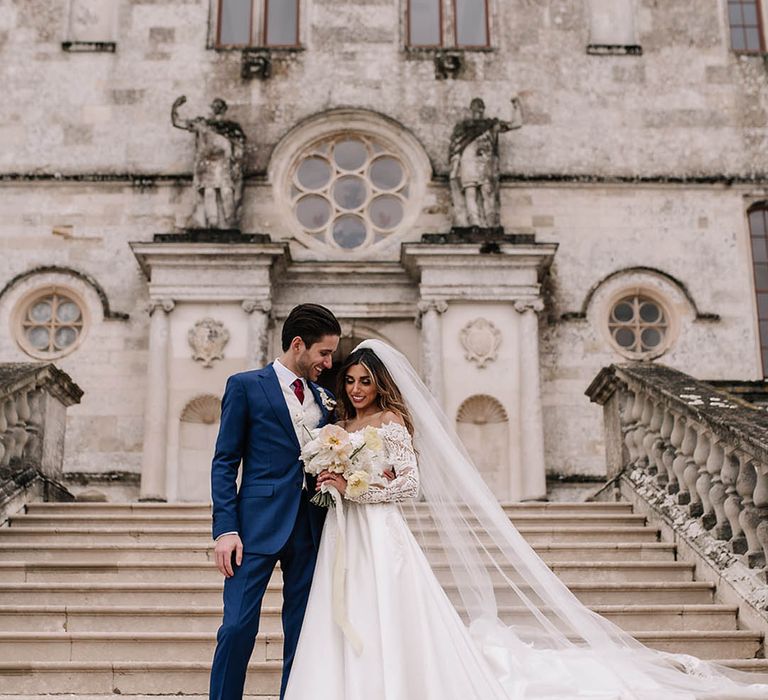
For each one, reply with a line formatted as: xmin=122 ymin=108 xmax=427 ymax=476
xmin=178 ymin=394 xmax=221 ymax=502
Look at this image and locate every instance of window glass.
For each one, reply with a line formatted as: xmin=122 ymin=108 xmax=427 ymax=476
xmin=409 ymin=0 xmax=441 ymax=46
xmin=749 ymin=205 xmax=768 ymax=376
xmin=455 ymin=0 xmax=488 ymax=46
xmin=265 ymin=0 xmax=298 ymax=46
xmin=219 ymin=0 xmax=252 ymax=45
xmin=608 ymin=294 xmax=668 ymax=357
xmin=728 ymin=0 xmax=763 ymax=52
xmin=291 ymin=135 xmax=411 ymax=250
xmin=18 ymin=290 xmax=86 ymax=358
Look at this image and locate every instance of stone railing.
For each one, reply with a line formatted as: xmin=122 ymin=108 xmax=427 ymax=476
xmin=0 ymin=363 xmax=83 ymax=523
xmin=587 ymin=363 xmax=768 ymax=577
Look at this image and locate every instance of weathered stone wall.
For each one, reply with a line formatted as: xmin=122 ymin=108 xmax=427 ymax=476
xmin=1 ymin=0 xmax=765 ymax=485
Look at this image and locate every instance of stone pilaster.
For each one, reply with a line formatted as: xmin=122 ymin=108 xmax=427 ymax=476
xmin=515 ymin=299 xmax=547 ymax=500
xmin=139 ymin=298 xmax=174 ymax=502
xmin=417 ymin=300 xmax=448 ymax=405
xmin=242 ymin=299 xmax=272 ymax=369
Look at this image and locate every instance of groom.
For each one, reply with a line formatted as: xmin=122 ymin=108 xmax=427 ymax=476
xmin=209 ymin=303 xmax=341 ymax=700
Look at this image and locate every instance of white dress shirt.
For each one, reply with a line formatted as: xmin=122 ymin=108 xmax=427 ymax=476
xmin=272 ymin=358 xmax=323 ymax=447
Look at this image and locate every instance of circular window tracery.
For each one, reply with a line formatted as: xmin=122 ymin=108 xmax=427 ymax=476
xmin=608 ymin=294 xmax=668 ymax=358
xmin=17 ymin=289 xmax=86 ymax=359
xmin=291 ymin=134 xmax=410 ymax=250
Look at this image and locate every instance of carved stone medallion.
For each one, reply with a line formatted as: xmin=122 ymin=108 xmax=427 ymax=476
xmin=460 ymin=318 xmax=501 ymax=369
xmin=188 ymin=318 xmax=230 ymax=368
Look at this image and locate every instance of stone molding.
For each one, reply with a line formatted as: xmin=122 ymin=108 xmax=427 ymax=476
xmin=188 ymin=318 xmax=230 ymax=368
xmin=514 ymin=299 xmax=545 ymax=314
xmin=147 ymin=299 xmax=175 ymax=315
xmin=241 ymin=299 xmax=272 ymax=315
xmin=460 ymin=318 xmax=501 ymax=369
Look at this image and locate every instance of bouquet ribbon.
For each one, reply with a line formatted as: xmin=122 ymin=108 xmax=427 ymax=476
xmin=326 ymin=484 xmax=364 ymax=655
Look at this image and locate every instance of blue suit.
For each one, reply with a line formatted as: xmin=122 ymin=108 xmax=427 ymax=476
xmin=209 ymin=364 xmax=331 ymax=700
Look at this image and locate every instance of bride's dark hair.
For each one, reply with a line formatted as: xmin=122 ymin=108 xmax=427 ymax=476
xmin=336 ymin=347 xmax=414 ymax=435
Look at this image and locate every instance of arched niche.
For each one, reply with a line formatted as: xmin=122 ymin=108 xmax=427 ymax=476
xmin=178 ymin=394 xmax=221 ymax=502
xmin=456 ymin=395 xmax=510 ymax=498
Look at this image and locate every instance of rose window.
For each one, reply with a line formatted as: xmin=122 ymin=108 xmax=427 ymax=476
xmin=18 ymin=290 xmax=85 ymax=358
xmin=292 ymin=135 xmax=410 ymax=249
xmin=608 ymin=294 xmax=668 ymax=357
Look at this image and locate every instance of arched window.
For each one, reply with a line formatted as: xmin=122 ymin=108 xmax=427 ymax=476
xmin=748 ymin=204 xmax=768 ymax=376
xmin=607 ymin=293 xmax=668 ymax=358
xmin=14 ymin=287 xmax=88 ymax=360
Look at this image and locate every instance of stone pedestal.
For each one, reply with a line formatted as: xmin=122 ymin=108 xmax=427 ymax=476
xmin=130 ymin=234 xmax=287 ymax=502
xmin=402 ymin=233 xmax=557 ymax=501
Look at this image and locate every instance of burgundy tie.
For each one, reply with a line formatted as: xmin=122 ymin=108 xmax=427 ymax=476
xmin=291 ymin=378 xmax=305 ymax=404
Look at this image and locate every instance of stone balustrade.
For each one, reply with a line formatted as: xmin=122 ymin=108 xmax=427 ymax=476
xmin=0 ymin=364 xmax=82 ymax=521
xmin=587 ymin=363 xmax=768 ymax=575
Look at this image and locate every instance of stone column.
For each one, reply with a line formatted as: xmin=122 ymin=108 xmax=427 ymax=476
xmin=242 ymin=299 xmax=272 ymax=369
xmin=417 ymin=300 xmax=448 ymax=405
xmin=515 ymin=299 xmax=547 ymax=500
xmin=140 ymin=298 xmax=174 ymax=501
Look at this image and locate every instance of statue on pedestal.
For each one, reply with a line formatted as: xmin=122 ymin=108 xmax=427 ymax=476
xmin=171 ymin=96 xmax=246 ymax=230
xmin=449 ymin=97 xmax=523 ymax=229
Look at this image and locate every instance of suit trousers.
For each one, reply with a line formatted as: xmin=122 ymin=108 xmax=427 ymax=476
xmin=209 ymin=494 xmax=317 ymax=700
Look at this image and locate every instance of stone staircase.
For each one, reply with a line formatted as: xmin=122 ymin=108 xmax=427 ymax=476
xmin=0 ymin=500 xmax=765 ymax=698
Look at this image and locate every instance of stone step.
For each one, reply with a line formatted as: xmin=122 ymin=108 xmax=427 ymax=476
xmin=0 ymin=662 xmax=280 ymax=696
xmin=0 ymin=580 xmax=716 ymax=608
xmin=0 ymin=541 xmax=677 ymax=564
xmin=0 ymin=559 xmax=694 ymax=584
xmin=0 ymin=633 xmax=281 ymax=663
xmin=0 ymin=628 xmax=760 ymax=664
xmin=631 ymin=631 xmax=764 ymax=659
xmin=25 ymin=501 xmax=635 ymax=516
xmin=7 ymin=513 xmax=648 ymax=529
xmin=0 ymin=524 xmax=661 ymax=545
xmin=0 ymin=603 xmax=739 ymax=634
xmin=2 ymin=656 xmax=766 ymax=697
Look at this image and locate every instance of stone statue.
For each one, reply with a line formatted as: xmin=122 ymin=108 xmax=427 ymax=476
xmin=449 ymin=97 xmax=523 ymax=229
xmin=171 ymin=96 xmax=246 ymax=230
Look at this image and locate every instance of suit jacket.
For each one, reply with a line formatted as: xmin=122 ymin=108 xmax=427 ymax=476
xmin=210 ymin=364 xmax=332 ymax=554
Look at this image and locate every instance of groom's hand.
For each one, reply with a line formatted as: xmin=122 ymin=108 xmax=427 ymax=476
xmin=214 ymin=533 xmax=243 ymax=578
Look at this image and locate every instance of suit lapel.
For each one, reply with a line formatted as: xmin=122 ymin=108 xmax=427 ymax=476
xmin=261 ymin=364 xmax=301 ymax=449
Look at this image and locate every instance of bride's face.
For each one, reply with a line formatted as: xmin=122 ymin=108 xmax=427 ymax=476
xmin=345 ymin=364 xmax=378 ymax=415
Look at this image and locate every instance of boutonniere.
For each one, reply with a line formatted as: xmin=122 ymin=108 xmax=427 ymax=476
xmin=317 ymin=387 xmax=337 ymax=411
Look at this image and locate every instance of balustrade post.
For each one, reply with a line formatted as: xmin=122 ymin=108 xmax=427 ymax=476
xmin=0 ymin=398 xmax=7 ymax=466
xmin=736 ymin=453 xmax=764 ymax=568
xmin=634 ymin=396 xmax=653 ymax=469
xmin=707 ymin=440 xmax=728 ymax=536
xmin=685 ymin=427 xmax=712 ymax=518
xmin=693 ymin=428 xmax=712 ymax=524
xmin=670 ymin=414 xmax=688 ymax=498
xmin=753 ymin=466 xmax=768 ymax=575
xmin=657 ymin=409 xmax=675 ymax=487
xmin=643 ymin=400 xmax=664 ymax=475
xmin=624 ymin=392 xmax=641 ymax=467
xmin=723 ymin=448 xmax=746 ymax=552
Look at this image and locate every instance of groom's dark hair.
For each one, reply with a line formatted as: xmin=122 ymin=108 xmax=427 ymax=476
xmin=282 ymin=304 xmax=341 ymax=351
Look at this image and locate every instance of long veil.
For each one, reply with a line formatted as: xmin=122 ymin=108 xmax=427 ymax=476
xmin=355 ymin=339 xmax=768 ymax=699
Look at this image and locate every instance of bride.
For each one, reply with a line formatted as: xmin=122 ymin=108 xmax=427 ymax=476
xmin=284 ymin=340 xmax=768 ymax=700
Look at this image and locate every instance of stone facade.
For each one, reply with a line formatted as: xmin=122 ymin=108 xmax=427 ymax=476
xmin=1 ymin=0 xmax=766 ymax=500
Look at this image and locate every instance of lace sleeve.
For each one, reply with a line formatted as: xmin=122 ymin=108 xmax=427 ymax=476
xmin=345 ymin=422 xmax=419 ymax=504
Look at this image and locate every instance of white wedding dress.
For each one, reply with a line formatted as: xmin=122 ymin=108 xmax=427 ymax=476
xmin=284 ymin=340 xmax=768 ymax=700
xmin=284 ymin=422 xmax=509 ymax=700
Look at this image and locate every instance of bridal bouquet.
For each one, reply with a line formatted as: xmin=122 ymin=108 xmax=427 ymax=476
xmin=300 ymin=424 xmax=387 ymax=507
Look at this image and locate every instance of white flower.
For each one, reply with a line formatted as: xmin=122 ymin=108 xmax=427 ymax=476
xmin=317 ymin=387 xmax=337 ymax=411
xmin=345 ymin=470 xmax=372 ymax=499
